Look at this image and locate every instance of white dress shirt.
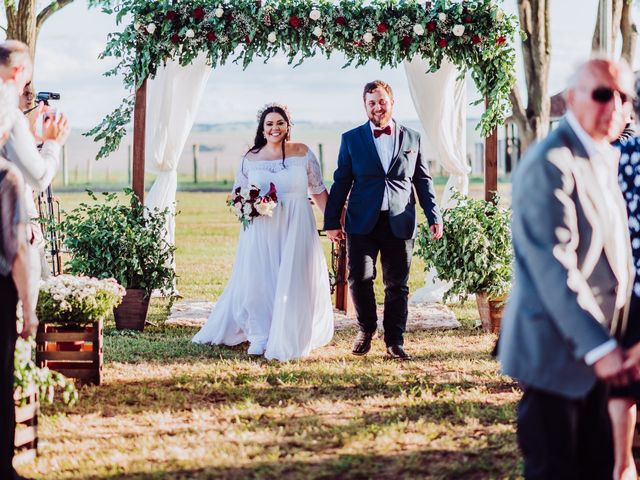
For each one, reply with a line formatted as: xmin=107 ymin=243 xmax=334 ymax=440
xmin=565 ymin=111 xmax=624 ymax=365
xmin=369 ymin=120 xmax=399 ymax=211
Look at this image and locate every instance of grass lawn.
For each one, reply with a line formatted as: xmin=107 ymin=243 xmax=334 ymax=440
xmin=18 ymin=189 xmax=521 ymax=479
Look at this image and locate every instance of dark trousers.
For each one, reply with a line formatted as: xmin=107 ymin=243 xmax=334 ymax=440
xmin=0 ymin=274 xmax=18 ymax=479
xmin=517 ymin=383 xmax=614 ymax=480
xmin=346 ymin=212 xmax=414 ymax=346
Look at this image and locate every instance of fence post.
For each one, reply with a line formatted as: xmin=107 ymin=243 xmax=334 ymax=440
xmin=62 ymin=145 xmax=68 ymax=186
xmin=318 ymin=143 xmax=324 ymax=179
xmin=193 ymin=144 xmax=199 ymax=184
xmin=127 ymin=144 xmax=132 ymax=185
xmin=214 ymin=156 xmax=218 ymax=181
xmin=86 ymin=158 xmax=92 ymax=185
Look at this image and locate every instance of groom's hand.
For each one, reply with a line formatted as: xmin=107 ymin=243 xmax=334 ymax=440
xmin=430 ymin=224 xmax=443 ymax=240
xmin=326 ymin=229 xmax=345 ymax=243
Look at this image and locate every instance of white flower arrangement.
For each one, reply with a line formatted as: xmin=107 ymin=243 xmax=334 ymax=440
xmin=363 ymin=32 xmax=373 ymax=43
xmin=227 ymin=182 xmax=279 ymax=230
xmin=313 ymin=26 xmax=323 ymax=37
xmin=438 ymin=12 xmax=447 ymax=22
xmin=309 ymin=9 xmax=321 ymax=21
xmin=146 ymin=23 xmax=156 ymax=34
xmin=452 ymin=25 xmax=465 ymax=37
xmin=37 ymin=275 xmax=125 ymax=326
xmin=413 ymin=24 xmax=425 ymax=36
xmin=268 ymin=32 xmax=277 ymax=43
xmin=185 ymin=29 xmax=195 ymax=38
xmin=215 ymin=6 xmax=224 ymax=18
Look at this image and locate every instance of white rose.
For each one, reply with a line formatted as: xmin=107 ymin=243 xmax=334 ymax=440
xmin=438 ymin=12 xmax=447 ymax=22
xmin=268 ymin=32 xmax=277 ymax=43
xmin=495 ymin=9 xmax=504 ymax=22
xmin=309 ymin=9 xmax=321 ymax=21
xmin=363 ymin=32 xmax=373 ymax=43
xmin=242 ymin=204 xmax=253 ymax=216
xmin=313 ymin=26 xmax=323 ymax=37
xmin=146 ymin=23 xmax=156 ymax=34
xmin=452 ymin=25 xmax=465 ymax=37
xmin=134 ymin=22 xmax=141 ymax=31
xmin=215 ymin=7 xmax=224 ymax=18
xmin=413 ymin=24 xmax=424 ymax=36
xmin=256 ymin=202 xmax=270 ymax=216
xmin=233 ymin=203 xmax=243 ymax=217
xmin=185 ymin=29 xmax=195 ymax=38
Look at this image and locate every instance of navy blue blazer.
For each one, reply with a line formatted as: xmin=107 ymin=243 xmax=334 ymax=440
xmin=323 ymin=122 xmax=441 ymax=240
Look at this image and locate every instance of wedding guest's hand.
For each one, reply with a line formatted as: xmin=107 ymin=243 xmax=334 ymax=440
xmin=27 ymin=101 xmax=46 ymax=142
xmin=42 ymin=112 xmax=70 ymax=145
xmin=430 ymin=223 xmax=443 ymax=240
xmin=20 ymin=310 xmax=38 ymax=340
xmin=326 ymin=229 xmax=345 ymax=243
xmin=594 ymin=347 xmax=627 ymax=386
xmin=622 ymin=343 xmax=640 ymax=381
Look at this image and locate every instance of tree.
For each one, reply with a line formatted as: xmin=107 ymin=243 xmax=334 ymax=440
xmin=508 ymin=0 xmax=551 ymax=153
xmin=592 ymin=0 xmax=637 ymax=65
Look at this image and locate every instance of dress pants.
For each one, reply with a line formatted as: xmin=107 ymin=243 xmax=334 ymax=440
xmin=346 ymin=211 xmax=414 ymax=346
xmin=517 ymin=382 xmax=614 ymax=480
xmin=0 ymin=274 xmax=18 ymax=479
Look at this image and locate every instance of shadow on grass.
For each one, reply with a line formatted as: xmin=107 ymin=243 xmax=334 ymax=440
xmin=87 ymin=432 xmax=520 ymax=480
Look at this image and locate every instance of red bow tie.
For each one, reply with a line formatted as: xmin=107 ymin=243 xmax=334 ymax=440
xmin=373 ymin=125 xmax=392 ymax=138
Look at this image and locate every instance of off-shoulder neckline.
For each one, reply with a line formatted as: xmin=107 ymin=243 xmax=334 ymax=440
xmin=243 ymin=150 xmax=311 ymax=163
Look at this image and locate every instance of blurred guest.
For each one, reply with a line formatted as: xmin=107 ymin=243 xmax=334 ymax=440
xmin=608 ymin=76 xmax=640 ymax=480
xmin=498 ymin=58 xmax=635 ymax=479
xmin=0 ymin=40 xmax=69 ymax=287
xmin=0 ymin=79 xmax=38 ymax=479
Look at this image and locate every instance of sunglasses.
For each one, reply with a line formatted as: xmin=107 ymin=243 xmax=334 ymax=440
xmin=591 ymin=87 xmax=629 ymax=104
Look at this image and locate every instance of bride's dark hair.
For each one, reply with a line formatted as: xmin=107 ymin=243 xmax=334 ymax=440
xmin=247 ymin=106 xmax=291 ymax=168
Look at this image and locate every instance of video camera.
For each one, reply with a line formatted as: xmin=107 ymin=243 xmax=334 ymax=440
xmin=36 ymin=91 xmax=60 ymax=106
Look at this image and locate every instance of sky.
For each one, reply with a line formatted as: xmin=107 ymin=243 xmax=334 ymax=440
xmin=16 ymin=0 xmax=640 ymax=129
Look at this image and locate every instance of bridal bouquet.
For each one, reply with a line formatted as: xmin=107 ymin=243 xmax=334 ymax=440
xmin=227 ymin=183 xmax=279 ymax=229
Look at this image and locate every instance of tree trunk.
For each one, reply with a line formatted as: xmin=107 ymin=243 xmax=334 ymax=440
xmin=509 ymin=0 xmax=551 ymax=154
xmin=591 ymin=0 xmax=625 ymax=55
xmin=620 ymin=1 xmax=638 ymax=65
xmin=4 ymin=0 xmax=38 ymax=58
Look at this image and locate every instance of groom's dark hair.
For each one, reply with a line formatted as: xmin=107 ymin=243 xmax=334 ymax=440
xmin=363 ymin=80 xmax=393 ymax=101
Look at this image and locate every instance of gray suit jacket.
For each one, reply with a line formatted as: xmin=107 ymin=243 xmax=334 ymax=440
xmin=498 ymin=119 xmax=631 ymax=399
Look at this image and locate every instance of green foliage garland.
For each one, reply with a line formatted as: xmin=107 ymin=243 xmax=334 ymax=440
xmin=87 ymin=0 xmax=518 ymax=159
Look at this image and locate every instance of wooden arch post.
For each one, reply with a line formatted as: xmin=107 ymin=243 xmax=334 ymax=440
xmin=484 ymin=97 xmax=498 ymax=203
xmin=132 ymin=79 xmax=148 ymax=203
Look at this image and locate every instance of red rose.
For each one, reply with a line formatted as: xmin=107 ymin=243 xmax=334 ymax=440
xmin=335 ymin=16 xmax=347 ymax=26
xmin=170 ymin=33 xmax=181 ymax=44
xmin=462 ymin=14 xmax=473 ymax=24
xmin=207 ymin=31 xmax=217 ymax=42
xmin=289 ymin=15 xmax=301 ymax=28
xmin=377 ymin=23 xmax=387 ymax=34
xmin=318 ymin=36 xmax=326 ymax=45
xmin=244 ymin=35 xmax=251 ymax=44
xmin=166 ymin=10 xmax=177 ymax=21
xmin=437 ymin=38 xmax=447 ymax=48
xmin=496 ymin=35 xmax=506 ymax=45
xmin=401 ymin=36 xmax=412 ymax=48
xmin=192 ymin=7 xmax=205 ymax=21
xmin=226 ymin=13 xmax=234 ymax=23
xmin=472 ymin=34 xmax=482 ymax=44
xmin=249 ymin=188 xmax=259 ymax=200
xmin=255 ymin=0 xmax=262 ymax=7
xmin=426 ymin=21 xmax=437 ymax=32
xmin=266 ymin=182 xmax=277 ymax=199
xmin=354 ymin=40 xmax=363 ymax=47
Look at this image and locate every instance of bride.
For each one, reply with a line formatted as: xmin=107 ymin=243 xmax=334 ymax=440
xmin=192 ymin=103 xmax=334 ymax=361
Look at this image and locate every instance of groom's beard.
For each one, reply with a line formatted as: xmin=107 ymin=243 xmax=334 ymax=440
xmin=368 ymin=111 xmax=392 ymax=127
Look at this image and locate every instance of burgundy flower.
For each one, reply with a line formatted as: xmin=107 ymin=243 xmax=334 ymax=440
xmin=437 ymin=38 xmax=447 ymax=48
xmin=226 ymin=13 xmax=234 ymax=23
xmin=354 ymin=40 xmax=363 ymax=47
xmin=192 ymin=7 xmax=205 ymax=21
xmin=496 ymin=35 xmax=506 ymax=45
xmin=244 ymin=35 xmax=251 ymax=44
xmin=207 ymin=31 xmax=217 ymax=42
xmin=472 ymin=34 xmax=482 ymax=45
xmin=317 ymin=36 xmax=326 ymax=45
xmin=166 ymin=10 xmax=178 ymax=21
xmin=255 ymin=0 xmax=262 ymax=7
xmin=462 ymin=14 xmax=473 ymax=24
xmin=234 ymin=196 xmax=242 ymax=203
xmin=266 ymin=182 xmax=277 ymax=200
xmin=289 ymin=15 xmax=301 ymax=28
xmin=426 ymin=21 xmax=437 ymax=32
xmin=377 ymin=23 xmax=387 ymax=34
xmin=249 ymin=188 xmax=260 ymax=200
xmin=401 ymin=36 xmax=412 ymax=48
xmin=234 ymin=187 xmax=241 ymax=195
xmin=170 ymin=33 xmax=181 ymax=44
xmin=263 ymin=14 xmax=272 ymax=25
xmin=335 ymin=16 xmax=347 ymax=26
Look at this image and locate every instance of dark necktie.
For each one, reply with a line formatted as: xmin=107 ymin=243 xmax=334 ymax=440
xmin=373 ymin=125 xmax=392 ymax=138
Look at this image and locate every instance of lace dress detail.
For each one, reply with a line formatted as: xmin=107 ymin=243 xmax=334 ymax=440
xmin=193 ymin=148 xmax=333 ymax=361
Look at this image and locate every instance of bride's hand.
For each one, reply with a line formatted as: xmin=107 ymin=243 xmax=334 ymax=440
xmin=326 ymin=229 xmax=345 ymax=243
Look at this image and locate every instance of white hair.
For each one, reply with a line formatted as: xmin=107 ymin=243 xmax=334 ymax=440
xmin=0 ymin=79 xmax=18 ymax=138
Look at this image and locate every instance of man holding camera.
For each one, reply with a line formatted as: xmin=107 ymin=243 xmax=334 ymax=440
xmin=0 ymin=40 xmax=70 ymax=292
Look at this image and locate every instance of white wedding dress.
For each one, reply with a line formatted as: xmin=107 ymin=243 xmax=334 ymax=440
xmin=192 ymin=150 xmax=334 ymax=361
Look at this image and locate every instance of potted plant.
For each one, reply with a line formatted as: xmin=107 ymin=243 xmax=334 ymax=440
xmin=35 ymin=274 xmax=125 ymax=384
xmin=415 ymin=193 xmax=512 ymax=333
xmin=61 ymin=189 xmax=176 ymax=330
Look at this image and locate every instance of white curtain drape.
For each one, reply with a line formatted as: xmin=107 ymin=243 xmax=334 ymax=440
xmin=403 ymin=56 xmax=470 ymax=303
xmin=144 ymin=53 xmax=212 ymax=247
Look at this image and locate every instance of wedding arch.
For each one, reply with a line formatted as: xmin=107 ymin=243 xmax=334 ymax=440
xmin=87 ymin=0 xmax=518 ymax=302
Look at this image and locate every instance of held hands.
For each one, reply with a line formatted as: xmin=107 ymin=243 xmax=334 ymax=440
xmin=594 ymin=344 xmax=640 ymax=386
xmin=326 ymin=228 xmax=345 ymax=243
xmin=20 ymin=309 xmax=39 ymax=340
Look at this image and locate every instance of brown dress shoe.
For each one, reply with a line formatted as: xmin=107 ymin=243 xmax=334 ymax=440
xmin=352 ymin=331 xmax=376 ymax=356
xmin=386 ymin=345 xmax=411 ymax=360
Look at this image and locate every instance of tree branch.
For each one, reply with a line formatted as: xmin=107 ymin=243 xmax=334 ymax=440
xmin=36 ymin=0 xmax=74 ymax=33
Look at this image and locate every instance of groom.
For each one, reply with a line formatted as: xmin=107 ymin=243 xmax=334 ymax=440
xmin=324 ymin=80 xmax=443 ymax=360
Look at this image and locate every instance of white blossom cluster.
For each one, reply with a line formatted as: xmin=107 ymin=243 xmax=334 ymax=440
xmin=39 ymin=275 xmax=125 ymax=318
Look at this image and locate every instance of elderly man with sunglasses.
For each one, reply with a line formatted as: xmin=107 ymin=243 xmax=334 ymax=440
xmin=498 ymin=57 xmax=636 ymax=479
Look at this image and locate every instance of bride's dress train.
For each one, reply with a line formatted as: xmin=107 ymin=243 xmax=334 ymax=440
xmin=192 ymin=150 xmax=334 ymax=361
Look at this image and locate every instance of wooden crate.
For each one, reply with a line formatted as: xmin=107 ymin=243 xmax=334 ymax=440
xmin=13 ymin=384 xmax=38 ymax=466
xmin=36 ymin=319 xmax=103 ymax=385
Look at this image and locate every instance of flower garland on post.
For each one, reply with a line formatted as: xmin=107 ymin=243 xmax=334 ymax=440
xmin=86 ymin=0 xmax=518 ymax=160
